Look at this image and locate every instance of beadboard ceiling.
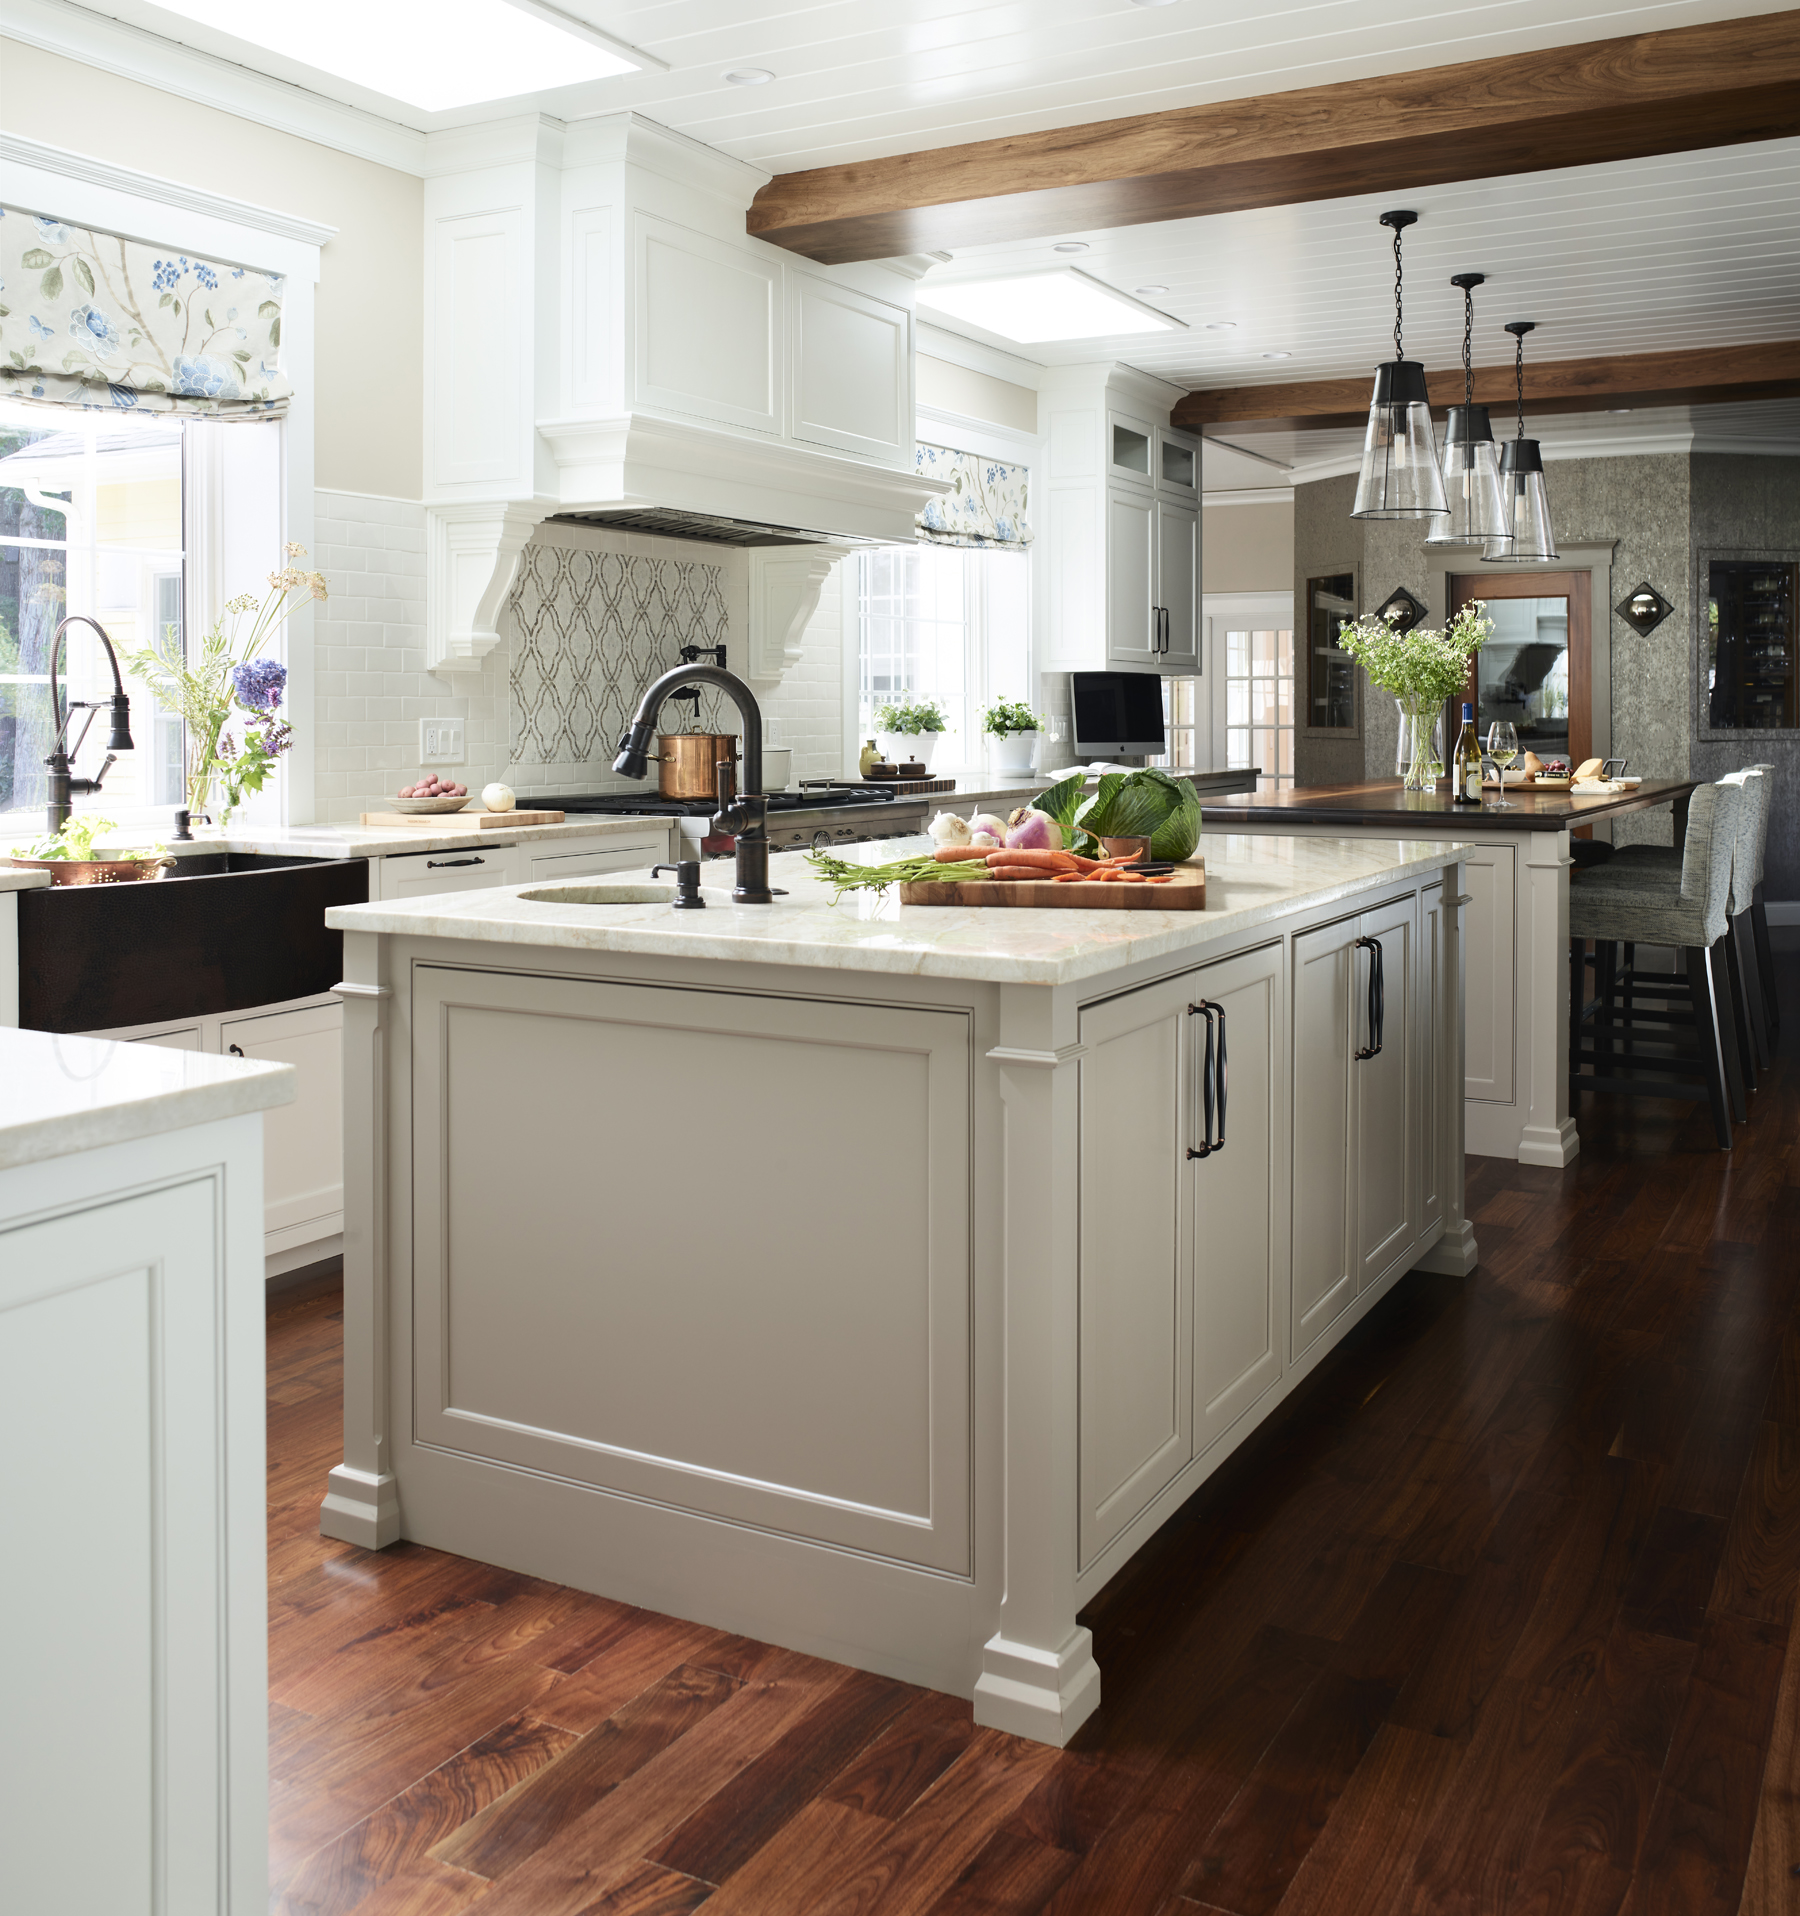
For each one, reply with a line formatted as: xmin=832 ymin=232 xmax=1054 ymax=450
xmin=48 ymin=0 xmax=1800 ymax=154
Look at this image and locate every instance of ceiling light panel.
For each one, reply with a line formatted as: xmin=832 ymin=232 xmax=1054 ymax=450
xmin=138 ymin=0 xmax=657 ymax=111
xmin=917 ymin=269 xmax=1185 ymax=344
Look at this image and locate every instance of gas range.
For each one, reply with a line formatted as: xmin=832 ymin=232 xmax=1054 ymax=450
xmin=534 ymin=783 xmax=929 ymax=855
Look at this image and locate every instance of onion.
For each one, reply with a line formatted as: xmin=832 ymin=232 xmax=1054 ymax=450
xmin=1005 ymin=809 xmax=1064 ymax=852
xmin=968 ymin=811 xmax=1008 ymax=841
xmin=929 ymin=810 xmax=971 ymax=845
xmin=970 ymin=831 xmax=1003 ymax=847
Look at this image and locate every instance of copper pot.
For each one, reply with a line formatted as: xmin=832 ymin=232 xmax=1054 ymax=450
xmin=654 ymin=732 xmax=739 ymax=803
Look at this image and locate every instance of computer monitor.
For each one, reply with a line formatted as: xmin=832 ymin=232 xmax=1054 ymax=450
xmin=1070 ymin=672 xmax=1167 ymax=758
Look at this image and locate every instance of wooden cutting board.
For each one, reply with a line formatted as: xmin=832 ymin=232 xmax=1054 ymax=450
xmin=359 ymin=809 xmax=565 ymax=829
xmin=899 ymin=863 xmax=1206 ymax=910
xmin=860 ymin=776 xmax=958 ymax=795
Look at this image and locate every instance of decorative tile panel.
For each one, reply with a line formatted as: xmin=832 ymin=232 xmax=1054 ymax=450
xmin=507 ymin=544 xmax=732 ymax=764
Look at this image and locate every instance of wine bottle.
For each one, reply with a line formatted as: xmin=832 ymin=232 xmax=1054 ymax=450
xmin=1451 ymin=702 xmax=1484 ymax=806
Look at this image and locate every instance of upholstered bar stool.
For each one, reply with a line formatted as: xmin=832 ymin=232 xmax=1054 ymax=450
xmin=1568 ymin=778 xmax=1743 ymax=1149
xmin=1608 ymin=767 xmax=1771 ymax=1077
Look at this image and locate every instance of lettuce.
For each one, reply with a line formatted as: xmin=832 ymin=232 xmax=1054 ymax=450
xmin=1075 ymin=767 xmax=1203 ymax=861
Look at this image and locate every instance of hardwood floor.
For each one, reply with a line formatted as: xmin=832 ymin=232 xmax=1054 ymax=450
xmin=268 ymin=945 xmax=1800 ymax=1916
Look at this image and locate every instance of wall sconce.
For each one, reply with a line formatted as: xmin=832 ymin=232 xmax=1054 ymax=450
xmin=1615 ymin=582 xmax=1673 ymax=635
xmin=1374 ymin=585 xmax=1428 ymax=633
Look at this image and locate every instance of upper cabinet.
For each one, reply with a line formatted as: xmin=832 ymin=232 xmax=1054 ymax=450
xmin=1043 ymin=366 xmax=1203 ymax=676
xmin=789 ymin=272 xmax=912 ymax=463
xmin=634 ymin=215 xmax=781 ymax=436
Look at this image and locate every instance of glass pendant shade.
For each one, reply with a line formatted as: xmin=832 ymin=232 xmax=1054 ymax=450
xmin=1483 ymin=438 xmax=1559 ymax=561
xmin=1424 ymin=404 xmax=1508 ymax=545
xmin=1352 ymin=360 xmax=1447 ymax=519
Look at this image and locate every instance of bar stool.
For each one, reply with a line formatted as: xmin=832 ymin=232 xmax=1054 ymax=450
xmin=1569 ymin=778 xmax=1743 ymax=1149
xmin=1608 ymin=767 xmax=1771 ymax=1077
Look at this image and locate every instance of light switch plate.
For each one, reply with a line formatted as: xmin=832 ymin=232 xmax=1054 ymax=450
xmin=419 ymin=718 xmax=466 ymax=764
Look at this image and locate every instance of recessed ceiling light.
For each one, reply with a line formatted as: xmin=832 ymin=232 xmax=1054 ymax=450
xmin=1130 ymin=0 xmax=1180 ymax=7
xmin=724 ymin=67 xmax=776 ymax=85
xmin=133 ymin=0 xmax=662 ymax=111
xmin=1204 ymin=321 xmax=1237 ymax=331
xmin=1053 ymin=242 xmax=1089 ymax=254
xmin=1261 ymin=351 xmax=1292 ymax=359
xmin=1608 ymin=408 xmax=1634 ymax=414
xmin=1135 ymin=284 xmax=1169 ymax=296
xmin=918 ymin=269 xmax=1189 ymax=344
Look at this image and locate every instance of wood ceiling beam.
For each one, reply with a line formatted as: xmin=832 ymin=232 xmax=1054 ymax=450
xmin=1173 ymin=340 xmax=1800 ymax=433
xmin=747 ymin=11 xmax=1800 ymax=264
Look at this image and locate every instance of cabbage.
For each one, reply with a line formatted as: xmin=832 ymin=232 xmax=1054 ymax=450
xmin=1075 ymin=768 xmax=1203 ymax=861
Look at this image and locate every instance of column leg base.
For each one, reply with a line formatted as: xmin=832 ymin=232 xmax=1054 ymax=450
xmin=973 ymin=1627 xmax=1101 ymax=1747
xmin=1517 ymin=1117 xmax=1580 ymax=1168
xmin=320 ymin=1464 xmax=401 ymax=1549
xmin=1412 ymin=1218 xmax=1478 ymax=1277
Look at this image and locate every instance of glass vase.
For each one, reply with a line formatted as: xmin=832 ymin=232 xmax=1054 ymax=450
xmin=1398 ymin=696 xmax=1443 ymax=790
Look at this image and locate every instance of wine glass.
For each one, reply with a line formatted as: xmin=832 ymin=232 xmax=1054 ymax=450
xmin=1486 ymin=721 xmax=1519 ymax=809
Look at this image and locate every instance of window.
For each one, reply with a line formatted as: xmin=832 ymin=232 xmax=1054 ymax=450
xmin=857 ymin=546 xmax=1029 ymax=759
xmin=1225 ymin=623 xmax=1296 ymax=789
xmin=0 ymin=403 xmax=187 ymax=828
xmin=1154 ymin=678 xmax=1203 ymax=771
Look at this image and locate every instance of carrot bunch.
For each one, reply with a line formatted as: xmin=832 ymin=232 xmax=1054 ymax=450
xmin=931 ymin=845 xmax=1174 ymax=886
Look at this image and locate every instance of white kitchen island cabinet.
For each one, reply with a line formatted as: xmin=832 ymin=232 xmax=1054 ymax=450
xmin=322 ymin=832 xmax=1474 ymax=1749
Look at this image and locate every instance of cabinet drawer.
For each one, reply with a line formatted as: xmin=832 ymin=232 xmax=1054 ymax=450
xmin=377 ymin=847 xmax=511 ymax=898
xmin=524 ymin=832 xmax=669 ymax=882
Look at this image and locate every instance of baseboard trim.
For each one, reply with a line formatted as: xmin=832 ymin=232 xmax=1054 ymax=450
xmin=1766 ymin=900 xmax=1800 ymax=927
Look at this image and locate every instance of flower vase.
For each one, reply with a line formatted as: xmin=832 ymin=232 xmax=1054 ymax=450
xmin=1399 ymin=697 xmax=1443 ymax=791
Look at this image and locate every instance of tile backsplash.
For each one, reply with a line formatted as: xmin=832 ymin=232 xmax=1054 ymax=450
xmin=309 ymin=492 xmax=848 ymax=823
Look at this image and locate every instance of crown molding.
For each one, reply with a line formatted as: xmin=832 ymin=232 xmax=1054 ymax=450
xmin=916 ymin=323 xmax=1044 ymax=390
xmin=1 ymin=131 xmax=338 ymax=249
xmin=915 ymin=404 xmax=1038 ymax=468
xmin=1202 ymin=487 xmax=1294 ymax=507
xmin=2 ymin=0 xmax=429 ymax=175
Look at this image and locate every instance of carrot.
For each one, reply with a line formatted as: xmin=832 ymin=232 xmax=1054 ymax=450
xmin=933 ymin=844 xmax=991 ymax=862
xmin=985 ymin=851 xmax=1081 ymax=873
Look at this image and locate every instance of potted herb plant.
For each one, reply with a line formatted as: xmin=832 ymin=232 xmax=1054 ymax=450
xmin=983 ymin=697 xmax=1042 ymax=777
xmin=1338 ymin=599 xmax=1493 ymax=789
xmin=121 ymin=546 xmax=324 ymax=827
xmin=874 ymin=697 xmax=949 ymax=773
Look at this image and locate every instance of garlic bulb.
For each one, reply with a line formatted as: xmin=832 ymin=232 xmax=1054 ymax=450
xmin=929 ymin=810 xmax=971 ymax=845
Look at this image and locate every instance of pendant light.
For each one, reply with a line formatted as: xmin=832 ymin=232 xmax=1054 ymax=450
xmin=1425 ymin=273 xmax=1507 ymax=545
xmin=1483 ymin=321 xmax=1559 ymax=561
xmin=1351 ymin=210 xmax=1447 ymax=521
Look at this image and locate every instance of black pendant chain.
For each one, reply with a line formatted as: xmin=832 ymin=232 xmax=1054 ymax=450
xmin=1514 ymin=330 xmax=1526 ymax=439
xmin=1393 ymin=223 xmax=1405 ymax=361
xmin=1450 ymin=272 xmax=1486 ymax=409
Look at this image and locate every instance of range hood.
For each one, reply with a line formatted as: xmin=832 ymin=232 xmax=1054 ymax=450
xmin=422 ymin=114 xmax=945 ymax=674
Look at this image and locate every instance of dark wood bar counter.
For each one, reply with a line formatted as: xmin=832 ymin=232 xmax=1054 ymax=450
xmin=1200 ymin=776 xmax=1697 ymax=833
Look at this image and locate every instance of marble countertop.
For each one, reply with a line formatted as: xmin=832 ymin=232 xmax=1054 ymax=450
xmin=63 ymin=815 xmax=672 ymax=862
xmin=327 ymin=831 xmax=1470 ymax=988
xmin=0 ymin=1027 xmax=296 ymax=1171
xmin=0 ymin=868 xmax=51 ymax=893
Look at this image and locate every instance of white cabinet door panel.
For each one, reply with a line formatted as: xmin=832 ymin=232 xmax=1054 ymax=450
xmin=410 ymin=965 xmax=972 ymax=1572
xmin=634 ymin=214 xmax=779 ymax=435
xmin=219 ymin=1001 xmax=344 ymax=1241
xmin=1418 ymin=882 xmax=1445 ymax=1241
xmin=1355 ymin=893 xmax=1416 ymax=1291
xmin=1156 ymin=497 xmax=1200 ymax=671
xmin=1078 ymin=977 xmax=1193 ymax=1564
xmin=1106 ymin=486 xmax=1157 ymax=669
xmin=1461 ymin=844 xmax=1516 ymax=1104
xmin=1291 ymin=918 xmax=1356 ymax=1355
xmin=789 ymin=272 xmax=910 ymax=461
xmin=1190 ymin=942 xmax=1285 ymax=1453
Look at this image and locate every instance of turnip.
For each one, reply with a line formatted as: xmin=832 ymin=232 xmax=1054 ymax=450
xmin=970 ymin=831 xmax=1002 ymax=848
xmin=1004 ymin=809 xmax=1063 ymax=853
xmin=968 ymin=811 xmax=1008 ymax=841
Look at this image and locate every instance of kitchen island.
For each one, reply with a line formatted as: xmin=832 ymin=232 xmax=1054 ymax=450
xmin=1201 ymin=779 xmax=1698 ymax=1166
xmin=322 ymin=830 xmax=1473 ymax=1747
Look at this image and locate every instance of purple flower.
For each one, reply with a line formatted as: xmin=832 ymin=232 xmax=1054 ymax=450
xmin=233 ymin=659 xmax=287 ymax=711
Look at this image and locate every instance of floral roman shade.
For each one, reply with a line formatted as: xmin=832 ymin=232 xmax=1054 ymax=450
xmin=0 ymin=206 xmax=290 ymax=419
xmin=914 ymin=443 xmax=1033 ymax=549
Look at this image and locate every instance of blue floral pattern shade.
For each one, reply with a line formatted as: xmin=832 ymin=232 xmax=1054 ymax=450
xmin=914 ymin=444 xmax=1033 ymax=550
xmin=0 ymin=204 xmax=290 ymax=418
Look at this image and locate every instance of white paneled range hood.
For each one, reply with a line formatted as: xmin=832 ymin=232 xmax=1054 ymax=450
xmin=424 ymin=114 xmax=945 ymax=681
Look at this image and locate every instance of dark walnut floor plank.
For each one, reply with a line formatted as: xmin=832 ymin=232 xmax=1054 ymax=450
xmin=919 ymin=1825 xmax=1080 ymax=1916
xmin=1618 ymin=1507 xmax=1731 ymax=1643
xmin=276 ymin=1710 xmax=576 ymax=1915
xmin=1709 ymin=1419 xmax=1800 ymax=1628
xmin=649 ymin=1665 xmax=914 ymax=1884
xmin=435 ymin=1663 xmax=741 ymax=1879
xmin=323 ymin=1856 xmax=494 ymax=1916
xmin=821 ymin=1689 xmax=981 ymax=1821
xmin=1505 ymin=1623 xmax=1695 ymax=1916
xmin=534 ymin=1616 xmax=745 ymax=1737
xmin=1625 ymin=1610 xmax=1788 ymax=1916
xmin=570 ymin=1858 xmax=713 ymax=1915
xmin=1736 ymin=1579 xmax=1800 ymax=1916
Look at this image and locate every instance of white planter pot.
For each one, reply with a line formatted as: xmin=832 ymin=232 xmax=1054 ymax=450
xmin=991 ymin=730 xmax=1039 ymax=777
xmin=877 ymin=731 xmax=942 ymax=772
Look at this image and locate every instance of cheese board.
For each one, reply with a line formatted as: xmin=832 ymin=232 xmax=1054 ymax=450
xmin=359 ymin=809 xmax=565 ymax=829
xmin=899 ymin=862 xmax=1206 ymax=910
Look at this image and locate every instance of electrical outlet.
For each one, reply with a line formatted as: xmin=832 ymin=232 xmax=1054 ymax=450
xmin=419 ymin=718 xmax=466 ymax=764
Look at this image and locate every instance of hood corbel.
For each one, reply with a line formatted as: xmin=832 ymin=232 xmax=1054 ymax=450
xmin=425 ymin=503 xmax=547 ymax=674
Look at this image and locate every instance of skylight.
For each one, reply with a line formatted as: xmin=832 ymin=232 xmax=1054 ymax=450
xmin=917 ymin=270 xmax=1185 ymax=345
xmin=143 ymin=0 xmax=657 ymax=112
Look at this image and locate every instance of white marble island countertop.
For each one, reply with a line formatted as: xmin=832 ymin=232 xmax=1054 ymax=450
xmin=70 ymin=814 xmax=670 ymax=863
xmin=327 ymin=831 xmax=1471 ymax=988
xmin=0 ymin=1026 xmax=296 ymax=1170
